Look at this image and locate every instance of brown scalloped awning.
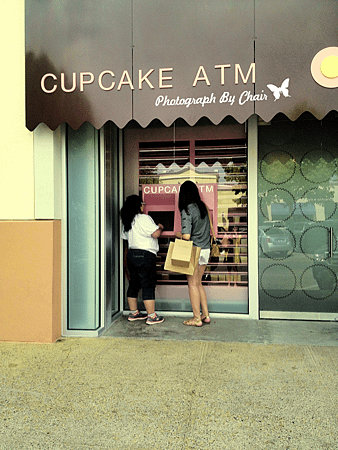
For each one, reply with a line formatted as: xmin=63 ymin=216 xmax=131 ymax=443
xmin=25 ymin=0 xmax=338 ymax=131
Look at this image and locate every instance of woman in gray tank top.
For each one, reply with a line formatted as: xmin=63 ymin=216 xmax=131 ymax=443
xmin=177 ymin=180 xmax=211 ymax=327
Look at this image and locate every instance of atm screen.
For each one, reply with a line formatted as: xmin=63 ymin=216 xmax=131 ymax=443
xmin=148 ymin=211 xmax=175 ymax=231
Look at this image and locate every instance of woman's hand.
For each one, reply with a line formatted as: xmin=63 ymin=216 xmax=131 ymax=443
xmin=175 ymin=231 xmax=190 ymax=240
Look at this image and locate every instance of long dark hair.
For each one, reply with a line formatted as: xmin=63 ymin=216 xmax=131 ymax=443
xmin=178 ymin=180 xmax=207 ymax=219
xmin=120 ymin=195 xmax=142 ymax=231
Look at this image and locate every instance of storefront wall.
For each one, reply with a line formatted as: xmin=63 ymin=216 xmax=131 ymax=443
xmin=2 ymin=0 xmax=338 ymax=342
xmin=0 ymin=0 xmax=62 ymax=343
xmin=1 ymin=0 xmax=34 ymax=220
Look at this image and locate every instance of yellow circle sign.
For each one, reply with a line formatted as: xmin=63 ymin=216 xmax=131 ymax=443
xmin=320 ymin=55 xmax=338 ymax=79
xmin=311 ymin=47 xmax=338 ymax=88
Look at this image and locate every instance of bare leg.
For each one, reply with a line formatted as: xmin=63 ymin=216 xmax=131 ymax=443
xmin=186 ymin=267 xmax=202 ymax=319
xmin=128 ymin=297 xmax=156 ymax=315
xmin=127 ymin=297 xmax=138 ymax=311
xmin=143 ymin=299 xmax=155 ymax=315
xmin=186 ymin=264 xmax=208 ymax=321
xmin=198 ymin=265 xmax=209 ymax=318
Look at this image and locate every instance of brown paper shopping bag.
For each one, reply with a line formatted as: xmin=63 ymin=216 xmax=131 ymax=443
xmin=171 ymin=239 xmax=193 ymax=267
xmin=164 ymin=239 xmax=201 ymax=276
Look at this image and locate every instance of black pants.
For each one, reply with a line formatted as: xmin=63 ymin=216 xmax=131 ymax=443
xmin=127 ymin=249 xmax=156 ymax=301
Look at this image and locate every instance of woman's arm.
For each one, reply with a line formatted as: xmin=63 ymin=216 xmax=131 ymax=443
xmin=151 ymin=223 xmax=164 ymax=239
xmin=179 ymin=207 xmax=192 ymax=241
xmin=175 ymin=231 xmax=191 ymax=240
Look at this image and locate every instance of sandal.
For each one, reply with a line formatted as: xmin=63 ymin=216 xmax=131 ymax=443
xmin=183 ymin=317 xmax=203 ymax=327
xmin=201 ymin=315 xmax=211 ymax=324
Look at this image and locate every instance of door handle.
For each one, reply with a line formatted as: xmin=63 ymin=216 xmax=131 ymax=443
xmin=329 ymin=227 xmax=333 ymax=258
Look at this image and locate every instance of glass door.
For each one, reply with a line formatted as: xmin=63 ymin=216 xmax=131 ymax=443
xmin=65 ymin=122 xmax=122 ymax=334
xmin=104 ymin=123 xmax=122 ymax=323
xmin=258 ymin=113 xmax=338 ymax=318
xmin=124 ymin=119 xmax=248 ymax=314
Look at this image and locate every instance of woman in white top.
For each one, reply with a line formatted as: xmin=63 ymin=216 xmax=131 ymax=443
xmin=121 ymin=195 xmax=164 ymax=325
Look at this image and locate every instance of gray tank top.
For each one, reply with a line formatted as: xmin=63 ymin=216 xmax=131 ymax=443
xmin=180 ymin=203 xmax=211 ymax=249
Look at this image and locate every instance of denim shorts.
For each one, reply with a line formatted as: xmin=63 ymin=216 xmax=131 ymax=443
xmin=199 ymin=249 xmax=211 ymax=265
xmin=126 ymin=249 xmax=156 ymax=301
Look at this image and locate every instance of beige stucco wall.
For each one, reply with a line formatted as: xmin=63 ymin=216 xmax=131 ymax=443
xmin=0 ymin=0 xmax=34 ymax=220
xmin=0 ymin=1 xmax=62 ymax=342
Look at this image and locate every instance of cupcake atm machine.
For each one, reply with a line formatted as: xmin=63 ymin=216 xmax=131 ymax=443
xmin=142 ymin=183 xmax=218 ymax=236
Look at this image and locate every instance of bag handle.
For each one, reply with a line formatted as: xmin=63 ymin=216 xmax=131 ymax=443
xmin=207 ymin=207 xmax=217 ymax=242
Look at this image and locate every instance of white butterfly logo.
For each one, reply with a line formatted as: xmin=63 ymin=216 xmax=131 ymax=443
xmin=267 ymin=78 xmax=291 ymax=101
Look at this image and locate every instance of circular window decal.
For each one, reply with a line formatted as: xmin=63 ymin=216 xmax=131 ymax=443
xmin=260 ymin=264 xmax=296 ymax=299
xmin=301 ymin=265 xmax=337 ymax=300
xmin=311 ymin=47 xmax=338 ymax=88
xmin=260 ymin=151 xmax=296 ymax=184
xmin=300 ymin=149 xmax=336 ymax=183
xmin=259 ymin=189 xmax=295 ymax=222
xmin=300 ymin=226 xmax=336 ymax=260
xmin=259 ymin=227 xmax=295 ymax=260
xmin=299 ymin=188 xmax=337 ymax=222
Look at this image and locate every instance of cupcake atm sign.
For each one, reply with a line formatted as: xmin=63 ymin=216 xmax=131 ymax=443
xmin=142 ymin=184 xmax=217 ymax=237
xmin=25 ymin=0 xmax=338 ymax=131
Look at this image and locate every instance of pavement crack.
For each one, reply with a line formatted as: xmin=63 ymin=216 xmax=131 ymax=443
xmin=306 ymin=345 xmax=336 ymax=409
xmin=197 ymin=341 xmax=208 ymax=378
xmin=179 ymin=342 xmax=209 ymax=449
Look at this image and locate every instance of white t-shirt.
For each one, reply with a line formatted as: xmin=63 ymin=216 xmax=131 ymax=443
xmin=121 ymin=214 xmax=160 ymax=255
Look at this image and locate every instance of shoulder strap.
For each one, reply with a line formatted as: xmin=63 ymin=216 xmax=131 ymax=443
xmin=207 ymin=207 xmax=216 ymax=241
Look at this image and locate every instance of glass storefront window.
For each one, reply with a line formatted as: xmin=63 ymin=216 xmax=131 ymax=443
xmin=67 ymin=123 xmax=100 ymax=329
xmin=258 ymin=112 xmax=338 ymax=314
xmin=125 ymin=120 xmax=249 ymax=314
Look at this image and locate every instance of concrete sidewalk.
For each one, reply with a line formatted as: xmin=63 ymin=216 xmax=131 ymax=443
xmin=1 ymin=318 xmax=338 ymax=449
